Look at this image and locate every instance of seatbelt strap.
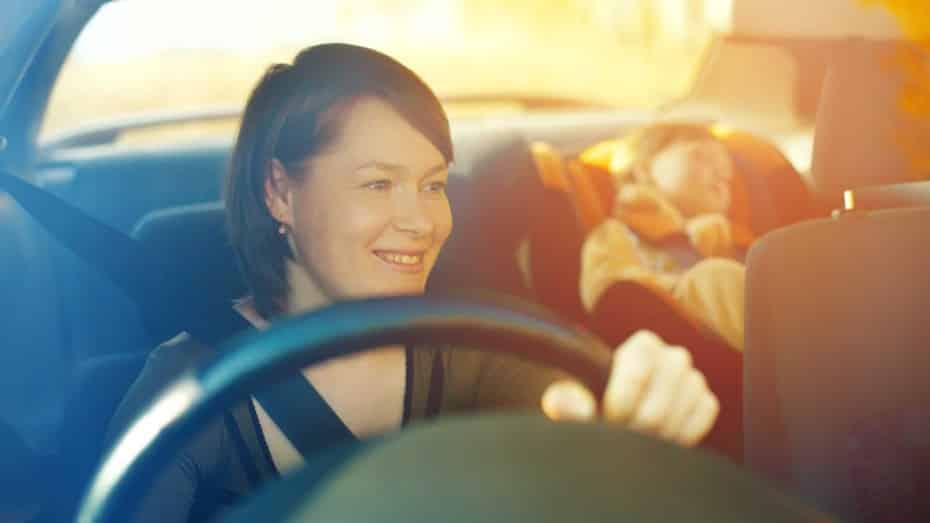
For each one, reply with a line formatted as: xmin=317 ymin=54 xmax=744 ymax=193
xmin=254 ymin=374 xmax=355 ymax=457
xmin=0 ymin=170 xmax=242 ymax=345
xmin=1 ymin=170 xmax=390 ymax=455
xmin=0 ymin=170 xmax=170 ymax=310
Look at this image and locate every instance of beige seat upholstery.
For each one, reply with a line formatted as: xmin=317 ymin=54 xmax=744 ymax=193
xmin=745 ymin=37 xmax=930 ymax=522
xmin=810 ymin=39 xmax=930 ymax=209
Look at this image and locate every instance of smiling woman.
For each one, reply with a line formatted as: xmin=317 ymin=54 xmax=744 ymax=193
xmin=267 ymin=128 xmax=453 ymax=300
xmin=227 ymin=48 xmax=454 ymax=318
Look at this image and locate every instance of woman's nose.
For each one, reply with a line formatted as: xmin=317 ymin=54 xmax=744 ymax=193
xmin=392 ymin=190 xmax=434 ymax=236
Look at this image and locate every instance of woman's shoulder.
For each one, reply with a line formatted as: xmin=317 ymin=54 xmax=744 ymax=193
xmin=147 ymin=332 xmax=216 ymax=369
xmin=125 ymin=332 xmax=216 ymax=400
xmin=105 ymin=333 xmax=217 ymax=444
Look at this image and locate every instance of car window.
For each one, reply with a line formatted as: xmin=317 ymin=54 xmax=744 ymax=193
xmin=40 ymin=0 xmax=725 ymax=147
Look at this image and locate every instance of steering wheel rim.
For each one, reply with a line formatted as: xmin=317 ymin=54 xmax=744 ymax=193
xmin=76 ymin=293 xmax=613 ymax=523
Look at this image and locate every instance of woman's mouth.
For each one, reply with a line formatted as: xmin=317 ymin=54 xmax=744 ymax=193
xmin=373 ymin=250 xmax=426 ymax=273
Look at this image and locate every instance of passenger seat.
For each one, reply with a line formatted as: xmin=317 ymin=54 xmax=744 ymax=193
xmin=744 ymin=36 xmax=930 ymax=521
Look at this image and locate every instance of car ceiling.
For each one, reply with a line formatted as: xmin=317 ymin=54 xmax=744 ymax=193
xmin=731 ymin=0 xmax=904 ymax=39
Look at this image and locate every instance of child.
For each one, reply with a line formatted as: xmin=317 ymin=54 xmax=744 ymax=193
xmin=575 ymin=123 xmax=751 ymax=351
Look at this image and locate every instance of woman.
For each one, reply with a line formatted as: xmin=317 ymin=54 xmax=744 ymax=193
xmin=106 ymin=44 xmax=718 ymax=523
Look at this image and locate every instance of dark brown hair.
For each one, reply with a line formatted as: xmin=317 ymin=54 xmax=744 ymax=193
xmin=225 ymin=43 xmax=453 ymax=319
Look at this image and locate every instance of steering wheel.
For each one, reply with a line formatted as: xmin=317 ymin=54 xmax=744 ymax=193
xmin=76 ymin=294 xmax=832 ymax=523
xmin=76 ymin=294 xmax=614 ymax=523
xmin=224 ymin=413 xmax=834 ymax=523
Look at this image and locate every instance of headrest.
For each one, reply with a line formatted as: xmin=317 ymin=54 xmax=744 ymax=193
xmin=430 ymin=135 xmax=541 ymax=298
xmin=717 ymin=129 xmax=813 ymax=234
xmin=131 ymin=201 xmax=246 ymax=311
xmin=811 ymin=39 xmax=930 ymax=208
xmin=430 ymin=134 xmax=592 ymax=324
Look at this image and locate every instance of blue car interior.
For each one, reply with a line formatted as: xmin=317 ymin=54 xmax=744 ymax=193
xmin=1 ymin=1 xmax=928 ymax=521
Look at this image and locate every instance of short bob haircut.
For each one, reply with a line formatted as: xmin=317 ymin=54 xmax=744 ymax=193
xmin=225 ymin=43 xmax=454 ymax=319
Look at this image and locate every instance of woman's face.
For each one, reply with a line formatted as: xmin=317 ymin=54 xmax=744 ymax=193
xmin=647 ymin=139 xmax=733 ymax=216
xmin=267 ymin=97 xmax=452 ymax=302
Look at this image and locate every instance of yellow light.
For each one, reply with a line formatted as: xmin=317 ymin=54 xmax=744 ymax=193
xmin=844 ymin=190 xmax=856 ymax=211
xmin=709 ymin=123 xmax=735 ymax=138
xmin=705 ymin=0 xmax=734 ymax=33
xmin=608 ymin=144 xmax=635 ymax=176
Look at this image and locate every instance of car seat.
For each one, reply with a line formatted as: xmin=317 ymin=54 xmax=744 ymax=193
xmin=810 ymin=39 xmax=930 ymax=208
xmin=744 ymin=37 xmax=930 ymax=521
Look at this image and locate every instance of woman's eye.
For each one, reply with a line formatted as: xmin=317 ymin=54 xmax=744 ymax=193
xmin=363 ymin=180 xmax=392 ymax=191
xmin=425 ymin=181 xmax=447 ymax=193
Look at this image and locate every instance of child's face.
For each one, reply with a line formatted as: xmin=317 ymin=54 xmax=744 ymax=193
xmin=648 ymin=139 xmax=733 ymax=217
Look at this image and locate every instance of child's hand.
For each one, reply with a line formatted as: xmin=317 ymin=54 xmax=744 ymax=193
xmin=579 ymin=219 xmax=643 ymax=311
xmin=686 ymin=213 xmax=732 ymax=258
xmin=614 ymin=184 xmax=684 ymax=241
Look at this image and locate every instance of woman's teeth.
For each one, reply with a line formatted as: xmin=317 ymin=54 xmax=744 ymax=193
xmin=378 ymin=252 xmax=422 ymax=265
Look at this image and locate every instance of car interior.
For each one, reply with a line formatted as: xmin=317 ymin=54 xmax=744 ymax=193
xmin=1 ymin=0 xmax=928 ymax=521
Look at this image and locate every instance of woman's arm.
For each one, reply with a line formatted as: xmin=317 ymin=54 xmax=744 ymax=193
xmin=442 ymin=347 xmax=569 ymax=412
xmin=449 ymin=331 xmax=719 ymax=448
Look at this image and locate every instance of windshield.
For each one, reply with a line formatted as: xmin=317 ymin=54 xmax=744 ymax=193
xmin=40 ymin=0 xmax=721 ymax=145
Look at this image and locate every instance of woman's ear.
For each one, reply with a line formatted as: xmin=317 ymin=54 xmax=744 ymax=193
xmin=264 ymin=159 xmax=294 ymax=226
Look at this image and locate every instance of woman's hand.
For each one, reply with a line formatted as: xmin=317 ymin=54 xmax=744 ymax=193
xmin=541 ymin=330 xmax=718 ymax=447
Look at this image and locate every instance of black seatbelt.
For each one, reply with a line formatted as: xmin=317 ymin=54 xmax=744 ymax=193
xmin=0 ymin=170 xmax=240 ymax=345
xmin=0 ymin=172 xmax=168 ymax=305
xmin=0 ymin=170 xmax=389 ymax=457
xmin=256 ymin=348 xmax=448 ymax=458
xmin=187 ymin=305 xmax=354 ymax=456
xmin=254 ymin=374 xmax=355 ymax=458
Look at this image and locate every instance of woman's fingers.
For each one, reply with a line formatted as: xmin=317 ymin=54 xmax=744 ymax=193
xmin=601 ymin=330 xmax=719 ymax=446
xmin=677 ymin=392 xmax=719 ymax=447
xmin=602 ymin=331 xmax=662 ymax=423
xmin=629 ymin=346 xmax=691 ymax=434
xmin=659 ymin=372 xmax=705 ymax=441
xmin=541 ymin=380 xmax=597 ymax=422
xmin=540 ymin=330 xmax=719 ymax=448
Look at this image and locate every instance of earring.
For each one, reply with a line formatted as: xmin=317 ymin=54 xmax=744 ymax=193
xmin=278 ymin=223 xmax=287 ymax=235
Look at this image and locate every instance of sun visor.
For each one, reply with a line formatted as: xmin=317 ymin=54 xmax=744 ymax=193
xmin=729 ymin=0 xmax=904 ymax=39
